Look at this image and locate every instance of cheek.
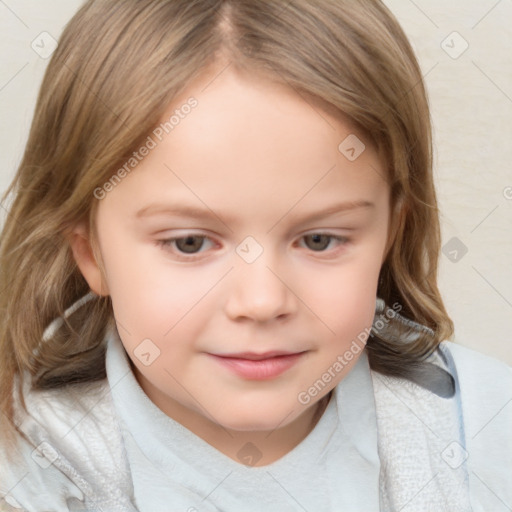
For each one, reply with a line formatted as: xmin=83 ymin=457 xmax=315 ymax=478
xmin=98 ymin=229 xmax=215 ymax=335
xmin=298 ymin=251 xmax=380 ymax=323
xmin=112 ymin=271 xmax=215 ymax=339
xmin=309 ymin=278 xmax=376 ymax=345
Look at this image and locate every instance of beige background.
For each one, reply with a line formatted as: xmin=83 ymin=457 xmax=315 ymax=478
xmin=1 ymin=1 xmax=511 ymax=364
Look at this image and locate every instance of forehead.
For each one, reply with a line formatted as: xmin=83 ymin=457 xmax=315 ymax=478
xmin=100 ymin=67 xmax=389 ymax=226
xmin=167 ymin=65 xmax=376 ymax=156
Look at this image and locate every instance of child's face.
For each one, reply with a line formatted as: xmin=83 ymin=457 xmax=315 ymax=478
xmin=80 ymin=66 xmax=391 ymax=435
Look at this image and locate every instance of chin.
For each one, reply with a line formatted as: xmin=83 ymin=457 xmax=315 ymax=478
xmin=215 ymin=408 xmax=302 ymax=433
xmin=221 ymin=421 xmax=281 ymax=433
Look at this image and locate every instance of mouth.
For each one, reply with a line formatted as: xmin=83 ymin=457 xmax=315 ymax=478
xmin=212 ymin=350 xmax=306 ymax=361
xmin=208 ymin=351 xmax=308 ymax=380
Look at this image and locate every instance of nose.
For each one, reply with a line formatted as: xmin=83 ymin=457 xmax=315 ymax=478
xmin=224 ymin=252 xmax=297 ymax=323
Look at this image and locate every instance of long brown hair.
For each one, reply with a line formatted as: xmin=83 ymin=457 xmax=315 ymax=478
xmin=0 ymin=0 xmax=453 ymax=459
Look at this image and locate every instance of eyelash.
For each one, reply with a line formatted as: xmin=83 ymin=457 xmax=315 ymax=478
xmin=156 ymin=233 xmax=351 ymax=261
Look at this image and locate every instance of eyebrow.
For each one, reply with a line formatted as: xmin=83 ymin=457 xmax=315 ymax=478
xmin=135 ymin=199 xmax=374 ymax=224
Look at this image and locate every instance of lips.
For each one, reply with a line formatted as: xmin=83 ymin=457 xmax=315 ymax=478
xmin=208 ymin=351 xmax=307 ymax=380
xmin=213 ymin=350 xmax=304 ymax=361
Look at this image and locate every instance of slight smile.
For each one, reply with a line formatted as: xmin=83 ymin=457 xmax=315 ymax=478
xmin=208 ymin=351 xmax=308 ymax=380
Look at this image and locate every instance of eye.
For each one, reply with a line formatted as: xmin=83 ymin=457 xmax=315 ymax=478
xmin=158 ymin=235 xmax=214 ymax=256
xmin=157 ymin=232 xmax=350 ymax=260
xmin=299 ymin=233 xmax=349 ymax=252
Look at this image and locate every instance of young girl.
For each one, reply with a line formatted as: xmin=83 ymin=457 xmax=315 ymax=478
xmin=0 ymin=1 xmax=510 ymax=511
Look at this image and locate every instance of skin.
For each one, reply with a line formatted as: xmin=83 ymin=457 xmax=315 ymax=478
xmin=70 ymin=63 xmax=392 ymax=467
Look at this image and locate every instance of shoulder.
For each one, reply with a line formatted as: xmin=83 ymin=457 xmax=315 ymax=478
xmin=437 ymin=342 xmax=512 ymax=509
xmin=17 ymin=376 xmax=116 ymax=441
xmin=370 ymin=342 xmax=512 ymax=509
xmin=439 ymin=340 xmax=512 ymax=403
xmin=440 ymin=340 xmax=511 ymax=375
xmin=0 ymin=376 xmax=131 ymax=511
xmin=439 ymin=338 xmax=512 ymax=421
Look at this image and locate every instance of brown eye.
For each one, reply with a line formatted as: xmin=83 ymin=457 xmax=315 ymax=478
xmin=174 ymin=236 xmax=206 ymax=254
xmin=299 ymin=233 xmax=350 ymax=254
xmin=157 ymin=233 xmax=216 ymax=260
xmin=303 ymin=234 xmax=332 ymax=251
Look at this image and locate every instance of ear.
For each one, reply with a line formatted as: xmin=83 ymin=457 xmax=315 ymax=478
xmin=67 ymin=223 xmax=109 ymax=296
